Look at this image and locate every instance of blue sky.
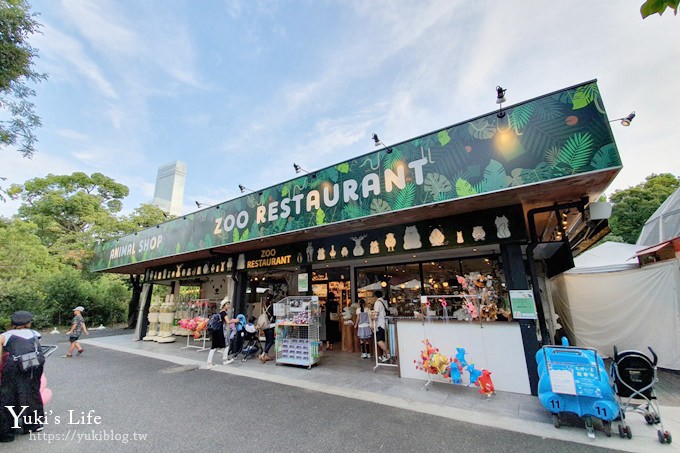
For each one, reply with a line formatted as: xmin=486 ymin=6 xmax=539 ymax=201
xmin=3 ymin=0 xmax=680 ymax=217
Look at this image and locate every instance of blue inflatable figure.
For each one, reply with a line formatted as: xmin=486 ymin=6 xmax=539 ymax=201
xmin=448 ymin=361 xmax=463 ymax=384
xmin=455 ymin=348 xmax=468 ymax=368
xmin=466 ymin=363 xmax=482 ymax=386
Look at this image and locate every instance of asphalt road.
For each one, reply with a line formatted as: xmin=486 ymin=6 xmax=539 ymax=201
xmin=6 ymin=331 xmax=619 ymax=453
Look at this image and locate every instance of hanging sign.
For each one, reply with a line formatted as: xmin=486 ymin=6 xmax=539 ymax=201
xmin=509 ymin=290 xmax=537 ymax=319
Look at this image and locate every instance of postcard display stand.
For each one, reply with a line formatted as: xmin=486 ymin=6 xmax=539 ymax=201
xmin=275 ymin=296 xmax=322 ymax=369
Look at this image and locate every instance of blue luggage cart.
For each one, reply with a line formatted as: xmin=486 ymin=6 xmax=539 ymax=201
xmin=536 ymin=343 xmax=619 ymax=438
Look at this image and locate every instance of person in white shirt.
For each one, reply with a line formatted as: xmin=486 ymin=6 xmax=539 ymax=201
xmin=373 ymin=291 xmax=391 ymax=362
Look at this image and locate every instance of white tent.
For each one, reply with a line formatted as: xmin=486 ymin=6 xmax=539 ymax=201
xmin=569 ymin=241 xmax=643 ymax=273
xmin=637 ymin=186 xmax=680 ymax=246
xmin=550 ymin=257 xmax=680 ymax=370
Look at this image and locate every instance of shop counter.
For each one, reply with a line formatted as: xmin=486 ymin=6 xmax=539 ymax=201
xmin=396 ymin=318 xmax=532 ymax=395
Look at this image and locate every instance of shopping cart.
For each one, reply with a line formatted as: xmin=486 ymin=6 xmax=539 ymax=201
xmin=536 ymin=343 xmax=619 ymax=438
xmin=610 ymin=345 xmax=671 ymax=444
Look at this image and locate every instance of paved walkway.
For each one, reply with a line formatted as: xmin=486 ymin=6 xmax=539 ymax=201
xmin=81 ymin=333 xmax=680 ymax=452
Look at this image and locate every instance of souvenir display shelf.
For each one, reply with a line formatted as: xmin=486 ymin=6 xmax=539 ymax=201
xmin=275 ymin=296 xmax=322 ymax=369
xmin=180 ymin=299 xmax=214 ymax=351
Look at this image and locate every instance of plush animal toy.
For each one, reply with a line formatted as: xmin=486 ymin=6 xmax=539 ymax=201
xmin=466 ymin=363 xmax=482 ymax=387
xmin=455 ymin=348 xmax=468 ymax=368
xmin=477 ymin=369 xmax=495 ymax=397
xmin=448 ymin=361 xmax=463 ymax=384
xmin=464 ymin=301 xmax=478 ymax=319
xmin=429 ymin=352 xmax=449 ymax=376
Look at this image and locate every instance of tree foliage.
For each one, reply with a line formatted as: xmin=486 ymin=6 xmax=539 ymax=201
xmin=0 ymin=0 xmax=46 ymax=163
xmin=608 ymin=173 xmax=680 ymax=243
xmin=641 ymin=0 xmax=679 ymax=18
xmin=7 ymin=172 xmax=129 ymax=267
xmin=1 ymin=172 xmax=142 ymax=329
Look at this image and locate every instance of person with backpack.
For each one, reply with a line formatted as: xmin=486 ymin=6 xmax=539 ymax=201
xmin=0 ymin=311 xmax=46 ymax=442
xmin=258 ymin=294 xmax=276 ymax=363
xmin=206 ymin=298 xmax=234 ymax=368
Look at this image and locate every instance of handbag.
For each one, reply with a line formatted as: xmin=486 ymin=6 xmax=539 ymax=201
xmin=257 ymin=311 xmax=270 ymax=330
xmin=329 ymin=312 xmax=339 ymax=321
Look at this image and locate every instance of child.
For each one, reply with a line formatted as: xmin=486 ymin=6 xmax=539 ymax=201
xmin=355 ymin=299 xmax=372 ymax=359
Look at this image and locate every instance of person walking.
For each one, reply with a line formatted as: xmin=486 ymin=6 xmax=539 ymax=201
xmin=355 ymin=299 xmax=372 ymax=359
xmin=63 ymin=306 xmax=88 ymax=358
xmin=325 ymin=292 xmax=340 ymax=350
xmin=373 ymin=291 xmax=391 ymax=362
xmin=0 ymin=311 xmax=46 ymax=442
xmin=259 ymin=294 xmax=276 ymax=363
xmin=206 ymin=298 xmax=235 ymax=368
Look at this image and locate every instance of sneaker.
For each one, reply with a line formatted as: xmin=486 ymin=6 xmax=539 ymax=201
xmin=360 ymin=353 xmax=366 ymax=358
xmin=61 ymin=354 xmax=72 ymax=358
xmin=206 ymin=363 xmax=214 ymax=369
xmin=223 ymin=358 xmax=234 ymax=365
xmin=366 ymin=354 xmax=371 ymax=359
xmin=77 ymin=349 xmax=84 ymax=356
xmin=379 ymin=354 xmax=391 ymax=363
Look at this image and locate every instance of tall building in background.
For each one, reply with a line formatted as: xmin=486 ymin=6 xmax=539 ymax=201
xmin=152 ymin=161 xmax=187 ymax=216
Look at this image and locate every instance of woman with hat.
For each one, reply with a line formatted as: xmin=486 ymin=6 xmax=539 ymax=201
xmin=206 ymin=298 xmax=235 ymax=368
xmin=0 ymin=311 xmax=45 ymax=442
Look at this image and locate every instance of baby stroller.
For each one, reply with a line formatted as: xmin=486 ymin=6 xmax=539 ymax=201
xmin=239 ymin=319 xmax=262 ymax=362
xmin=610 ymin=345 xmax=671 ymax=444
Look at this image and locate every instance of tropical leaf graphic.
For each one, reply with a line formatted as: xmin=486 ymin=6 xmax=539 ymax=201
xmin=281 ymin=183 xmax=290 ymax=197
xmin=241 ymin=228 xmax=249 ymax=241
xmin=591 ymin=144 xmax=621 ymax=169
xmin=455 ymin=178 xmax=477 ymax=197
xmin=274 ymin=217 xmax=287 ymax=233
xmin=342 ymin=204 xmax=368 ymax=220
xmin=393 ymin=183 xmax=416 ymax=210
xmin=572 ymin=84 xmax=598 ymax=110
xmin=246 ymin=194 xmax=259 ymax=209
xmin=545 ymin=146 xmax=561 ymax=166
xmin=434 ymin=191 xmax=454 ymax=202
xmin=507 ymin=168 xmax=523 ymax=187
xmin=468 ymin=119 xmax=496 ymax=139
xmin=438 ymin=130 xmax=451 ymax=146
xmin=519 ymin=162 xmax=551 ymax=183
xmin=382 ymin=147 xmax=404 ymax=171
xmin=337 ymin=162 xmax=350 ymax=173
xmin=424 ymin=173 xmax=452 ymax=197
xmin=479 ymin=159 xmax=507 ymax=192
xmin=509 ymin=104 xmax=535 ymax=132
xmin=557 ymin=132 xmax=594 ymax=171
xmin=370 ymin=198 xmax=391 ymax=214
xmin=316 ymin=208 xmax=326 ymax=225
xmin=233 ymin=229 xmax=240 ymax=242
xmin=534 ymin=99 xmax=562 ymax=120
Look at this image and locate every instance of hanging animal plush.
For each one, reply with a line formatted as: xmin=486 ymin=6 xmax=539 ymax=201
xmin=477 ymin=369 xmax=495 ymax=397
xmin=464 ymin=300 xmax=478 ymax=319
xmin=455 ymin=348 xmax=468 ymax=368
xmin=466 ymin=363 xmax=482 ymax=387
xmin=448 ymin=361 xmax=463 ymax=384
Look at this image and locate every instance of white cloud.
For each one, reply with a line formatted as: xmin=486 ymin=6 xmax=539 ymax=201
xmin=33 ymin=23 xmax=118 ymax=99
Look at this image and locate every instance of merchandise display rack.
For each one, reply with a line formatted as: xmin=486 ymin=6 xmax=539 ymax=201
xmin=180 ymin=299 xmax=213 ymax=351
xmin=274 ymin=296 xmax=322 ymax=369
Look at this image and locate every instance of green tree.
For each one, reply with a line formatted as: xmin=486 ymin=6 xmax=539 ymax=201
xmin=608 ymin=173 xmax=680 ymax=243
xmin=7 ymin=172 xmax=129 ymax=267
xmin=117 ymin=203 xmax=170 ymax=328
xmin=641 ymin=0 xmax=679 ymax=18
xmin=0 ymin=218 xmax=62 ymax=326
xmin=0 ymin=0 xmax=47 ymax=200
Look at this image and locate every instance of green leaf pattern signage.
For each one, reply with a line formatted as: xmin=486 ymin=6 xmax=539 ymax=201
xmin=93 ymin=81 xmax=620 ymax=272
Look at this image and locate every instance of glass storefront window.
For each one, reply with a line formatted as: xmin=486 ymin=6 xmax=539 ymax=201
xmin=356 ymin=255 xmax=510 ymax=320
